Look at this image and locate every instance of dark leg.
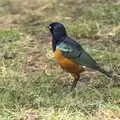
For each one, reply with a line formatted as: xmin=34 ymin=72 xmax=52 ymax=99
xmin=71 ymin=74 xmax=80 ymax=91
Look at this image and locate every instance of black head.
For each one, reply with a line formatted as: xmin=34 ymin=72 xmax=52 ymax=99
xmin=48 ymin=22 xmax=67 ymax=37
xmin=48 ymin=22 xmax=67 ymax=52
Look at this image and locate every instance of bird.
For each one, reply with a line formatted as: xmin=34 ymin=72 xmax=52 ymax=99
xmin=48 ymin=22 xmax=112 ymax=90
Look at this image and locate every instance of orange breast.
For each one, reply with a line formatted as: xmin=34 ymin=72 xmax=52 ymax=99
xmin=54 ymin=49 xmax=84 ymax=74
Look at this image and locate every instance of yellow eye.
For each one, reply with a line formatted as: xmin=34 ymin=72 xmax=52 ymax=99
xmin=48 ymin=26 xmax=51 ymax=29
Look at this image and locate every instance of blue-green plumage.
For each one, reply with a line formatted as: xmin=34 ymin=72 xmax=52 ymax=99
xmin=57 ymin=40 xmax=99 ymax=70
xmin=48 ymin=22 xmax=112 ymax=78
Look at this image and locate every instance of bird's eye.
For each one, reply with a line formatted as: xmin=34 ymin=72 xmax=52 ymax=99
xmin=48 ymin=26 xmax=51 ymax=29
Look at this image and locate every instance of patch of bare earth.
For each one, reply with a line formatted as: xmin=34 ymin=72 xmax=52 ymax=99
xmin=94 ymin=109 xmax=120 ymax=120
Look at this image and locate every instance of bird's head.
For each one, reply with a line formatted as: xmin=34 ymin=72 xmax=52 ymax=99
xmin=48 ymin=22 xmax=66 ymax=35
xmin=48 ymin=22 xmax=67 ymax=39
xmin=48 ymin=22 xmax=67 ymax=51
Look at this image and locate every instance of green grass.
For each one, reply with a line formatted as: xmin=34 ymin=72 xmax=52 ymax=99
xmin=0 ymin=0 xmax=120 ymax=119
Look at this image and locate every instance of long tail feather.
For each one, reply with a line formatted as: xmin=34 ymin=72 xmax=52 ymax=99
xmin=98 ymin=67 xmax=112 ymax=78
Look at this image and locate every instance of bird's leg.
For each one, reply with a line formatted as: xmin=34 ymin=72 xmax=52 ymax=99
xmin=71 ymin=74 xmax=80 ymax=91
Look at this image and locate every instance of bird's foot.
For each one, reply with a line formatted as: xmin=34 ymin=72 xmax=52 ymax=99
xmin=63 ymin=82 xmax=72 ymax=87
xmin=79 ymin=76 xmax=90 ymax=82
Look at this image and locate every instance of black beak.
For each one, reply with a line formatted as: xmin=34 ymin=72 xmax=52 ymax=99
xmin=47 ymin=25 xmax=51 ymax=30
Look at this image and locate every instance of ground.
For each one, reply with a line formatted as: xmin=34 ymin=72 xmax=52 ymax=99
xmin=0 ymin=0 xmax=120 ymax=119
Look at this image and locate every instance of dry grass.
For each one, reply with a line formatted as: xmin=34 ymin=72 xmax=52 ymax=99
xmin=0 ymin=0 xmax=120 ymax=119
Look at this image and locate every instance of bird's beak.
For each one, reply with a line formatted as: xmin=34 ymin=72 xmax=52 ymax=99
xmin=47 ymin=25 xmax=51 ymax=30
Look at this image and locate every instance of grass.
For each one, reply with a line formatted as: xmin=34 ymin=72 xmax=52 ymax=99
xmin=0 ymin=0 xmax=120 ymax=119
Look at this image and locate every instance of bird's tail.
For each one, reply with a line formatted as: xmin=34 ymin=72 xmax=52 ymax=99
xmin=98 ymin=67 xmax=112 ymax=78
